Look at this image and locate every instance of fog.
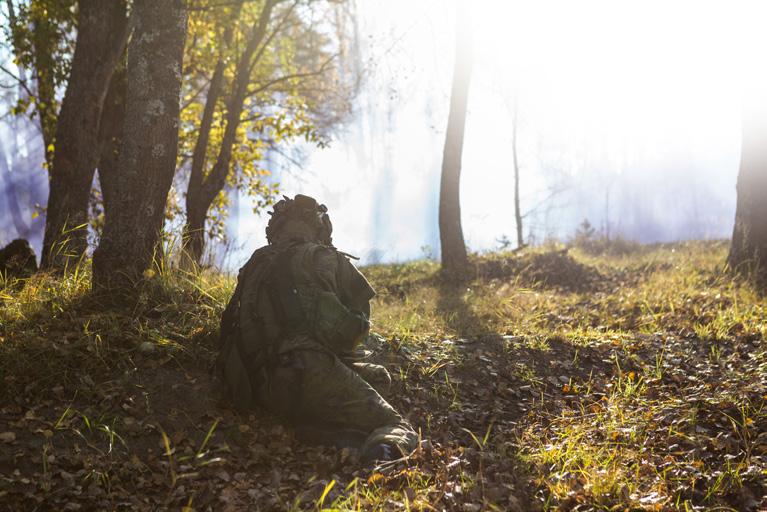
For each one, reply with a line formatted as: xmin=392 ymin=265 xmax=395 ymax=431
xmin=0 ymin=112 xmax=47 ymax=251
xmin=3 ymin=0 xmax=761 ymax=268
xmin=228 ymin=0 xmax=747 ymax=266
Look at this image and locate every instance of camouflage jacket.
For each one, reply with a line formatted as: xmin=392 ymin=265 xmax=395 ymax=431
xmin=217 ymin=239 xmax=375 ymax=409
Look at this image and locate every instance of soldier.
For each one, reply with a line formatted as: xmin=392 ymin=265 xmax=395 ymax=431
xmin=217 ymin=194 xmax=417 ymax=463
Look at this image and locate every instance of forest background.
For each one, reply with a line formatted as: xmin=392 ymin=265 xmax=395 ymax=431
xmin=0 ymin=0 xmax=757 ymax=268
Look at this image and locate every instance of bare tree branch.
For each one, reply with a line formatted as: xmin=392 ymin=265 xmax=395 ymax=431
xmin=521 ymin=186 xmax=570 ymax=220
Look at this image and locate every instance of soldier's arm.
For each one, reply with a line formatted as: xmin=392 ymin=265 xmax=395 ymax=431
xmin=310 ymin=248 xmax=371 ymax=353
xmin=335 ymin=252 xmax=376 ymax=312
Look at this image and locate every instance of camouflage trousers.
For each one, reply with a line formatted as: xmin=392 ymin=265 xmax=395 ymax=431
xmin=255 ymin=335 xmax=417 ymax=457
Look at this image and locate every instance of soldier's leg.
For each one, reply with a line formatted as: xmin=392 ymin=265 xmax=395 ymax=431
xmin=261 ymin=347 xmax=417 ymax=458
xmin=347 ymin=361 xmax=392 ymax=395
xmin=339 ymin=342 xmax=392 ymax=395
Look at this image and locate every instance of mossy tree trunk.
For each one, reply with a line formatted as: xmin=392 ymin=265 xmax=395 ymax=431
xmin=40 ymin=0 xmax=129 ymax=270
xmin=438 ymin=9 xmax=472 ymax=277
xmin=92 ymin=0 xmax=188 ymax=290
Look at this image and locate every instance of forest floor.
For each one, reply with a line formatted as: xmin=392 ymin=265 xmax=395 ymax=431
xmin=0 ymin=240 xmax=765 ymax=511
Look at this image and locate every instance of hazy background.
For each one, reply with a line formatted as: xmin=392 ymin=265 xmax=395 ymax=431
xmin=4 ymin=0 xmax=764 ymax=268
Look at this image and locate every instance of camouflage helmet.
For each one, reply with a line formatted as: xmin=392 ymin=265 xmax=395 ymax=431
xmin=265 ymin=194 xmax=333 ymax=245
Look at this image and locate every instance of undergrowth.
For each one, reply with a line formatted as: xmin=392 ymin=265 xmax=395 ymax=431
xmin=0 ymin=240 xmax=765 ymax=510
xmin=0 ymin=260 xmax=232 ymax=401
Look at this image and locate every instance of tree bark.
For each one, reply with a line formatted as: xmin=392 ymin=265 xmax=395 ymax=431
xmin=97 ymin=61 xmax=127 ymax=226
xmin=182 ymin=0 xmax=278 ymax=266
xmin=40 ymin=0 xmax=129 ymax=270
xmin=438 ymin=9 xmax=472 ymax=276
xmin=728 ymin=108 xmax=767 ymax=289
xmin=92 ymin=0 xmax=188 ymax=291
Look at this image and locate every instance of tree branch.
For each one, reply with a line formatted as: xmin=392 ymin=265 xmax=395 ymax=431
xmin=0 ymin=63 xmax=35 ymax=99
xmin=180 ymin=75 xmax=214 ymax=112
xmin=185 ymin=0 xmax=253 ymax=11
xmin=247 ymin=53 xmax=336 ymax=97
xmin=521 ymin=186 xmax=569 ymax=220
xmin=247 ymin=0 xmax=299 ymax=76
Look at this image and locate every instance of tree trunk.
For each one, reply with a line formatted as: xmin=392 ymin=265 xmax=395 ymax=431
xmin=182 ymin=56 xmax=226 ymax=267
xmin=40 ymin=0 xmax=129 ymax=270
xmin=97 ymin=61 xmax=127 ymax=226
xmin=92 ymin=0 xmax=188 ymax=291
xmin=438 ymin=9 xmax=472 ymax=276
xmin=181 ymin=6 xmax=241 ymax=269
xmin=182 ymin=208 xmax=208 ymax=267
xmin=728 ymin=108 xmax=767 ymax=289
xmin=512 ymin=101 xmax=523 ymax=249
xmin=182 ymin=0 xmax=277 ymax=266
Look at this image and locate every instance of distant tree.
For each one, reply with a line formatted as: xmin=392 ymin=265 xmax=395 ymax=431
xmin=0 ymin=111 xmax=47 ymax=245
xmin=438 ymin=5 xmax=472 ymax=276
xmin=511 ymin=97 xmax=523 ymax=249
xmin=92 ymin=0 xmax=187 ymax=290
xmin=728 ymin=111 xmax=767 ymax=288
xmin=40 ymin=0 xmax=129 ymax=270
xmin=0 ymin=137 xmax=30 ymax=239
xmin=574 ymin=218 xmax=596 ymax=242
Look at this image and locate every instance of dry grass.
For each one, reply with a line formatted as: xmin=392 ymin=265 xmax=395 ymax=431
xmin=365 ymin=240 xmax=766 ymax=510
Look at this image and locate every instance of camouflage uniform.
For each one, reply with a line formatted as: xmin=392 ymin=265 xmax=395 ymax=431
xmin=217 ymin=195 xmax=417 ymax=459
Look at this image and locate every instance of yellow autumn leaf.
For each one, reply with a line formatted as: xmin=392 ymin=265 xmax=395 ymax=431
xmin=367 ymin=472 xmax=385 ymax=485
